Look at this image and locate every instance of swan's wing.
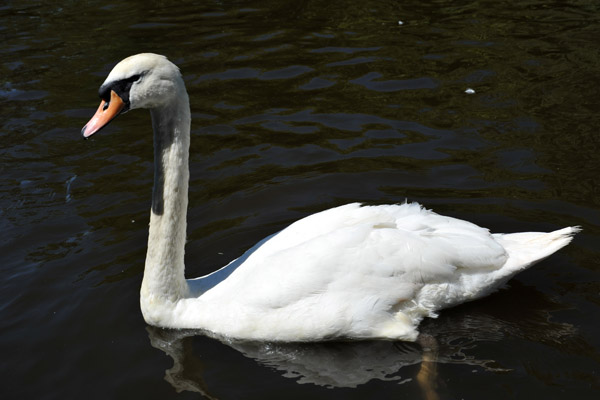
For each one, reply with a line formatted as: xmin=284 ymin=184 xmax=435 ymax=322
xmin=215 ymin=203 xmax=508 ymax=310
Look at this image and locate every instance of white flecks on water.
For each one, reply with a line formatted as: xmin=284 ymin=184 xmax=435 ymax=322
xmin=465 ymin=88 xmax=476 ymax=94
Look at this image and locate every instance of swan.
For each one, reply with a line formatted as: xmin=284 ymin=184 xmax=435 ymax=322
xmin=82 ymin=53 xmax=579 ymax=342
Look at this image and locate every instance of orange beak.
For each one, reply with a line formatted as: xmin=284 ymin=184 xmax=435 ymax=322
xmin=81 ymin=90 xmax=126 ymax=138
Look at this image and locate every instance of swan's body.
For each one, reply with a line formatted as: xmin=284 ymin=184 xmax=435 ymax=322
xmin=82 ymin=53 xmax=578 ymax=342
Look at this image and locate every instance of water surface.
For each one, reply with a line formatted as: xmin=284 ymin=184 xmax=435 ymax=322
xmin=1 ymin=0 xmax=599 ymax=399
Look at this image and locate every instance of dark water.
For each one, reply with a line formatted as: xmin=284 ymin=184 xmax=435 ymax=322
xmin=2 ymin=0 xmax=599 ymax=398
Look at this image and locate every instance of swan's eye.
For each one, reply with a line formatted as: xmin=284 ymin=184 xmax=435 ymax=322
xmin=117 ymin=74 xmax=143 ymax=96
xmin=125 ymin=74 xmax=142 ymax=88
xmin=127 ymin=74 xmax=142 ymax=85
xmin=97 ymin=73 xmax=145 ymax=109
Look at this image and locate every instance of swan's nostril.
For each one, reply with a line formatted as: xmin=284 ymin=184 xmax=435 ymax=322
xmin=102 ymin=101 xmax=110 ymax=111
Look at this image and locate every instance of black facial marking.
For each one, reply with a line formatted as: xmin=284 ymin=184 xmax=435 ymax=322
xmin=98 ymin=73 xmax=144 ymax=110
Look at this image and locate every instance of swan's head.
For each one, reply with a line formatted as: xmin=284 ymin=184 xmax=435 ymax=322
xmin=82 ymin=53 xmax=183 ymax=138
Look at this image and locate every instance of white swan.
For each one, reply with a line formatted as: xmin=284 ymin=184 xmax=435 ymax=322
xmin=82 ymin=53 xmax=579 ymax=342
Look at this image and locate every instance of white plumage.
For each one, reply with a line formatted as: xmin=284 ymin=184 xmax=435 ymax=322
xmin=82 ymin=53 xmax=578 ymax=342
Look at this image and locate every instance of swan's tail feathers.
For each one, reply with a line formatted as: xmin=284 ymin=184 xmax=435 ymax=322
xmin=494 ymin=226 xmax=581 ymax=272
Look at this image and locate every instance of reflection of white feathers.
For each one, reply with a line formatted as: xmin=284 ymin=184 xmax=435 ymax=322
xmin=88 ymin=54 xmax=578 ymax=342
xmin=240 ymin=340 xmax=418 ymax=388
xmin=147 ymin=291 xmax=577 ymax=391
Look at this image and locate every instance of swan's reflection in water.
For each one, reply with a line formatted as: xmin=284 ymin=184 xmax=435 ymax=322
xmin=147 ymin=283 xmax=576 ymax=398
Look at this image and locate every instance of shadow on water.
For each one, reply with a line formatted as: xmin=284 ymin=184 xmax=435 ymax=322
xmin=147 ymin=281 xmax=585 ymax=399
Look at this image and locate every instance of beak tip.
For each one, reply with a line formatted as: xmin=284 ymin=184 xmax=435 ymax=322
xmin=81 ymin=90 xmax=126 ymax=141
xmin=81 ymin=124 xmax=94 ymax=139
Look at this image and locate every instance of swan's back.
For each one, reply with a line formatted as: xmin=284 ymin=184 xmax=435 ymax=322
xmin=179 ymin=203 xmax=576 ymax=341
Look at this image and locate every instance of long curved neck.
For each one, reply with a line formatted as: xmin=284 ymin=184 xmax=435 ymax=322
xmin=141 ymin=84 xmax=191 ymax=310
